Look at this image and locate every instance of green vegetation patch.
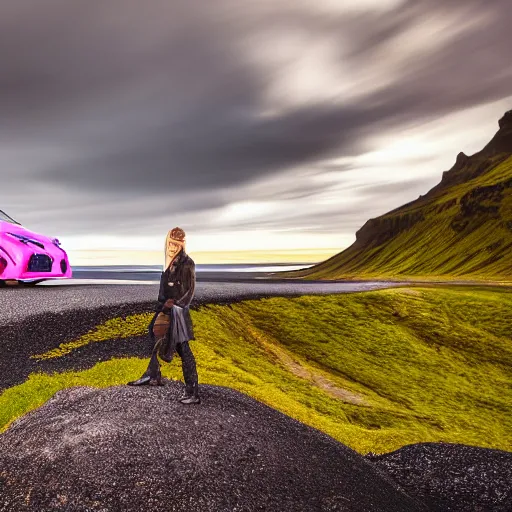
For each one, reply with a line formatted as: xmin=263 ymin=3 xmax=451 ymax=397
xmin=2 ymin=286 xmax=511 ymax=455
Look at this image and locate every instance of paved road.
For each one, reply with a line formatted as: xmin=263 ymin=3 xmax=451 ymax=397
xmin=0 ymin=278 xmax=405 ymax=326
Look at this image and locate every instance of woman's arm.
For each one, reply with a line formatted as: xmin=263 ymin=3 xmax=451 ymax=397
xmin=175 ymin=261 xmax=196 ymax=308
xmin=156 ymin=271 xmax=167 ymax=312
xmin=158 ymin=268 xmax=177 ymax=314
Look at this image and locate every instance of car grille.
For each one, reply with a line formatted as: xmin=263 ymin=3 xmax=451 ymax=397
xmin=28 ymin=254 xmax=53 ymax=272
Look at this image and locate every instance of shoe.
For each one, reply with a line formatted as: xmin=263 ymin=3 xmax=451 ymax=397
xmin=179 ymin=383 xmax=194 ymax=400
xmin=128 ymin=370 xmax=165 ymax=386
xmin=149 ymin=375 xmax=165 ymax=386
xmin=127 ymin=375 xmax=151 ymax=386
xmin=180 ymin=382 xmax=201 ymax=404
xmin=180 ymin=395 xmax=201 ymax=404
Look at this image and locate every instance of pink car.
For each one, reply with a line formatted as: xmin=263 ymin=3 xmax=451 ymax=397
xmin=0 ymin=210 xmax=72 ymax=286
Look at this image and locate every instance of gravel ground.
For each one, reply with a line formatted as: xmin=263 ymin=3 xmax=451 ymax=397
xmin=0 ymin=384 xmax=429 ymax=512
xmin=367 ymin=443 xmax=512 ymax=511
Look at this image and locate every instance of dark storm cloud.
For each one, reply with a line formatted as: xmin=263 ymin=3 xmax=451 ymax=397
xmin=340 ymin=0 xmax=512 ymax=117
xmin=1 ymin=0 xmax=512 ymax=236
xmin=45 ymin=103 xmax=387 ymax=192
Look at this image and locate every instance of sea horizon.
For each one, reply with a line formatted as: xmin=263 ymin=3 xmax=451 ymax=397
xmin=66 ymin=262 xmax=315 ymax=282
xmin=71 ymin=262 xmax=314 ymax=272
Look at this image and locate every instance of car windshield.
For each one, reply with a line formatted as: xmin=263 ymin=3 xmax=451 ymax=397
xmin=0 ymin=210 xmax=21 ymax=225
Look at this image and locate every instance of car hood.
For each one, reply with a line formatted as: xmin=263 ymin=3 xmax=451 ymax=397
xmin=0 ymin=221 xmax=57 ymax=246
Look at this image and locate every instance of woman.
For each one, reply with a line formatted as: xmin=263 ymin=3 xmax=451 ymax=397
xmin=127 ymin=227 xmax=200 ymax=405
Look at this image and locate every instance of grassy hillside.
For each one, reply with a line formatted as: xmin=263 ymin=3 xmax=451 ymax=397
xmin=1 ymin=286 xmax=511 ymax=454
xmin=275 ymin=114 xmax=512 ymax=281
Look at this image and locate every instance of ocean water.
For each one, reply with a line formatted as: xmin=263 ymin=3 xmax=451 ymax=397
xmin=72 ymin=263 xmax=313 ymax=273
xmin=69 ymin=263 xmax=315 ymax=282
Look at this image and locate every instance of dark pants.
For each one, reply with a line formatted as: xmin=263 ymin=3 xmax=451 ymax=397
xmin=144 ymin=341 xmax=197 ymax=388
xmin=143 ymin=336 xmax=198 ymax=390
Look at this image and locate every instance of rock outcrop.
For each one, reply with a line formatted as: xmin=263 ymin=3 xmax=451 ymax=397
xmin=0 ymin=383 xmax=428 ymax=512
xmin=354 ymin=210 xmax=425 ymax=249
xmin=435 ymin=110 xmax=512 ymax=193
xmin=450 ymin=179 xmax=512 ymax=233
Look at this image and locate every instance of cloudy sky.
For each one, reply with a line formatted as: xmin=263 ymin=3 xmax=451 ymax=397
xmin=2 ymin=0 xmax=512 ymax=265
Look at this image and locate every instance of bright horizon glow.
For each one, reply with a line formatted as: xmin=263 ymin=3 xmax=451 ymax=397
xmin=67 ymin=246 xmax=347 ymax=266
xmin=59 ymin=230 xmax=355 ymax=265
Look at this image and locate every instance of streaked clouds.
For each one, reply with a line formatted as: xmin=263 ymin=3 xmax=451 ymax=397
xmin=1 ymin=0 xmax=511 ymax=261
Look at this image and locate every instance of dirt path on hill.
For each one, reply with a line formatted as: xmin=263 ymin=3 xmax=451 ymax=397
xmin=245 ymin=324 xmax=369 ymax=406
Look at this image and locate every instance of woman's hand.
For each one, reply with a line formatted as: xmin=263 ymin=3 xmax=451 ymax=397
xmin=161 ymin=298 xmax=175 ymax=314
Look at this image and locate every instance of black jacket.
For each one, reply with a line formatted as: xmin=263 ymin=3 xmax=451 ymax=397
xmin=149 ymin=249 xmax=196 ymax=343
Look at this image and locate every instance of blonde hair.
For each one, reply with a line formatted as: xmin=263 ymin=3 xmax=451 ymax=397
xmin=164 ymin=227 xmax=186 ymax=270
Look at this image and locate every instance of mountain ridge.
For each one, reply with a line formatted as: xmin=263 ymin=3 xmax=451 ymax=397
xmin=276 ymin=110 xmax=512 ymax=281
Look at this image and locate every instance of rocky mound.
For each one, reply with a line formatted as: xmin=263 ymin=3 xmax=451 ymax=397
xmin=367 ymin=442 xmax=512 ymax=511
xmin=0 ymin=383 xmax=428 ymax=512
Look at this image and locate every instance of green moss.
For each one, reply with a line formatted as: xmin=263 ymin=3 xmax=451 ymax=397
xmin=1 ymin=287 xmax=511 ymax=455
